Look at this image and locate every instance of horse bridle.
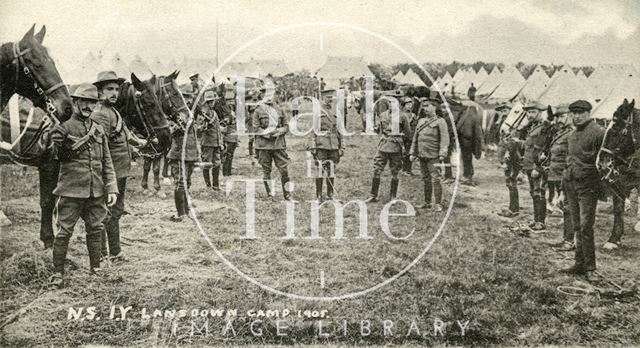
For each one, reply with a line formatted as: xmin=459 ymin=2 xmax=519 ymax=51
xmin=125 ymin=84 xmax=167 ymax=158
xmin=10 ymin=41 xmax=66 ymax=120
xmin=597 ymin=112 xmax=638 ymax=196
xmin=157 ymin=77 xmax=188 ymax=131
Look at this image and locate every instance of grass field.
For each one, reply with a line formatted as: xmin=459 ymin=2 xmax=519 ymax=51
xmin=1 ymin=107 xmax=639 ymax=347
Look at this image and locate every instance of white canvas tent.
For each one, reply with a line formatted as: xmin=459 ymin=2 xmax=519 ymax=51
xmin=65 ymin=52 xmax=101 ymax=84
xmin=401 ymin=69 xmax=426 ymax=87
xmin=316 ymin=56 xmax=374 ymax=89
xmin=591 ymin=75 xmax=640 ymax=119
xmin=392 ymin=70 xmax=406 ymax=82
xmin=477 ymin=66 xmax=502 ymax=96
xmin=589 ymin=64 xmax=638 ymax=101
xmin=576 ymin=69 xmax=588 ymax=81
xmin=129 ymin=55 xmax=152 ymax=79
xmin=538 ymin=64 xmax=594 ymax=106
xmin=517 ymin=65 xmax=551 ymax=101
xmin=488 ymin=66 xmax=526 ymax=101
xmin=110 ymin=53 xmax=131 ymax=80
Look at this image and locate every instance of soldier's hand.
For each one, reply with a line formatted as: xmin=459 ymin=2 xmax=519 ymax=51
xmin=138 ymin=139 xmax=148 ymax=147
xmin=410 ymin=155 xmax=417 ymax=162
xmin=151 ymin=137 xmax=159 ymax=145
xmin=107 ymin=193 xmax=118 ymax=207
xmin=438 ymin=155 xmax=445 ymax=161
xmin=50 ymin=125 xmax=67 ymax=144
xmin=539 ymin=153 xmax=547 ymax=162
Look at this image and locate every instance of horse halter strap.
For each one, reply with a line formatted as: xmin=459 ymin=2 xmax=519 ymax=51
xmin=12 ymin=41 xmax=65 ymax=119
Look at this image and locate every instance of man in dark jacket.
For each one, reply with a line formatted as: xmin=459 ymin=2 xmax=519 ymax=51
xmin=48 ymin=83 xmax=118 ymax=288
xmin=449 ymin=99 xmax=484 ymax=185
xmin=561 ymin=100 xmax=605 ymax=280
xmin=199 ymin=89 xmax=224 ymax=191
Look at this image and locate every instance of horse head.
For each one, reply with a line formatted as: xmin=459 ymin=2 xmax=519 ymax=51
xmin=117 ymin=73 xmax=171 ymax=153
xmin=3 ymin=25 xmax=72 ymax=121
xmin=156 ymin=70 xmax=191 ymax=127
xmin=597 ymin=98 xmax=638 ymax=185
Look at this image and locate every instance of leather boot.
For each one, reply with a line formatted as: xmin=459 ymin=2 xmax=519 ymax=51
xmin=263 ymin=180 xmax=275 ymax=201
xmin=538 ymin=197 xmax=547 ymax=223
xmin=202 ymin=168 xmax=211 ymax=188
xmin=86 ymin=231 xmax=102 ymax=271
xmin=315 ymin=178 xmax=323 ymax=201
xmin=365 ymin=177 xmax=380 ymax=203
xmin=52 ymin=236 xmax=70 ymax=274
xmin=390 ymin=178 xmax=399 ymax=200
xmin=282 ymin=176 xmax=292 ymax=201
xmin=509 ymin=187 xmax=519 ymax=212
xmin=174 ymin=189 xmax=185 ymax=216
xmin=326 ymin=177 xmax=335 ymax=200
xmin=105 ymin=219 xmax=121 ymax=256
xmin=417 ymin=181 xmax=432 ymax=209
xmin=211 ymin=167 xmax=220 ymax=190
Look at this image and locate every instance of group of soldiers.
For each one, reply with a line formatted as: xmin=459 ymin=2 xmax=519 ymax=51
xmin=42 ymin=64 xmax=612 ymax=287
xmin=492 ymin=99 xmax=609 ymax=280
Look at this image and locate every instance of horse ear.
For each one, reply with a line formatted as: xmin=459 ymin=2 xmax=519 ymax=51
xmin=169 ymin=70 xmax=178 ymax=79
xmin=22 ymin=24 xmax=36 ymax=42
xmin=623 ymin=98 xmax=629 ymax=105
xmin=631 ymin=99 xmax=636 ymax=109
xmin=34 ymin=25 xmax=46 ymax=44
xmin=546 ymin=105 xmax=554 ymax=121
xmin=131 ymin=73 xmax=144 ymax=90
xmin=150 ymin=75 xmax=157 ymax=85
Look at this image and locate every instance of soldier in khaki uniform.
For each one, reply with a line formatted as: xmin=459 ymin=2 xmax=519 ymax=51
xmin=252 ymin=88 xmax=292 ymax=201
xmin=410 ymin=97 xmax=449 ymax=211
xmin=167 ymin=84 xmax=201 ymax=221
xmin=199 ymin=89 xmax=224 ymax=191
xmin=401 ymin=97 xmax=418 ymax=176
xmin=364 ymin=96 xmax=411 ymax=202
xmin=561 ymin=100 xmax=604 ymax=280
xmin=91 ymin=71 xmax=145 ymax=262
xmin=521 ymin=101 xmax=552 ymax=231
xmin=310 ymin=90 xmax=345 ymax=202
xmin=545 ymin=105 xmax=574 ymax=250
xmin=215 ymin=84 xmax=238 ymax=176
xmin=48 ymin=84 xmax=118 ymax=288
xmin=497 ymin=103 xmax=526 ymax=218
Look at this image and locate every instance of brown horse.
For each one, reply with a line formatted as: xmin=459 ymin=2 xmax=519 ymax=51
xmin=596 ymin=98 xmax=640 ymax=250
xmin=0 ymin=25 xmax=72 ymax=233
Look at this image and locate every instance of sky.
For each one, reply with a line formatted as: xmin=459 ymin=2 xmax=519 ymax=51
xmin=1 ymin=0 xmax=639 ymax=71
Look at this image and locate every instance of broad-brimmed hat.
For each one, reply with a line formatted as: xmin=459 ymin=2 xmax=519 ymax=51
xmin=203 ymin=89 xmax=217 ymax=102
xmin=93 ymin=71 xmax=125 ymax=87
xmin=71 ymin=83 xmax=100 ymax=101
xmin=555 ymin=104 xmax=570 ymax=115
xmin=495 ymin=102 xmax=512 ymax=110
xmin=402 ymin=97 xmax=414 ymax=105
xmin=189 ymin=73 xmax=200 ymax=80
xmin=523 ymin=101 xmax=545 ymax=110
xmin=179 ymin=84 xmax=195 ymax=96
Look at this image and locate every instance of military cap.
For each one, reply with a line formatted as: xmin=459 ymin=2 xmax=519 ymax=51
xmin=523 ymin=101 xmax=545 ymax=110
xmin=93 ymin=71 xmax=125 ymax=87
xmin=495 ymin=102 xmax=512 ymax=110
xmin=568 ymin=100 xmax=592 ymax=113
xmin=71 ymin=83 xmax=100 ymax=101
xmin=402 ymin=97 xmax=414 ymax=104
xmin=179 ymin=84 xmax=195 ymax=96
xmin=555 ymin=104 xmax=570 ymax=115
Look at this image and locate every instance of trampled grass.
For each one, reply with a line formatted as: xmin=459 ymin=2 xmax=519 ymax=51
xmin=1 ymin=108 xmax=639 ymax=347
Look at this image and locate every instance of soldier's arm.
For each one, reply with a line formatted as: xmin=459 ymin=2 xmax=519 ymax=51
xmin=100 ymin=132 xmax=119 ymax=195
xmin=275 ymin=108 xmax=290 ymax=135
xmin=439 ymin=119 xmax=450 ymax=158
xmin=123 ymin=125 xmax=146 ymax=146
xmin=409 ymin=120 xmax=419 ymax=156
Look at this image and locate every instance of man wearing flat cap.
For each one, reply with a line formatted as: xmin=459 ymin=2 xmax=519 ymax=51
xmin=48 ymin=83 xmax=118 ymax=288
xmin=91 ymin=71 xmax=144 ymax=262
xmin=521 ymin=101 xmax=552 ymax=231
xmin=561 ymin=100 xmax=605 ymax=280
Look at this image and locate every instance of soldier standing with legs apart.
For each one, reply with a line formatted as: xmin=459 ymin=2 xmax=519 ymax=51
xmin=365 ymin=97 xmax=411 ymax=203
xmin=199 ymin=90 xmax=224 ymax=191
xmin=521 ymin=101 xmax=552 ymax=231
xmin=410 ymin=97 xmax=449 ymax=211
xmin=560 ymin=100 xmax=604 ymax=280
xmin=167 ymin=84 xmax=200 ymax=221
xmin=91 ymin=71 xmax=146 ymax=262
xmin=311 ymin=90 xmax=345 ymax=203
xmin=252 ymin=88 xmax=292 ymax=201
xmin=48 ymin=84 xmax=118 ymax=288
xmin=497 ymin=103 xmax=526 ymax=218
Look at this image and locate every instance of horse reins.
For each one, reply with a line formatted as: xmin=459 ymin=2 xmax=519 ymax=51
xmin=125 ymin=84 xmax=165 ymax=159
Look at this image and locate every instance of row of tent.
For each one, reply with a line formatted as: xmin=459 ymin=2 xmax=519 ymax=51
xmin=432 ymin=64 xmax=640 ymax=119
xmin=58 ymin=53 xmax=377 ymax=89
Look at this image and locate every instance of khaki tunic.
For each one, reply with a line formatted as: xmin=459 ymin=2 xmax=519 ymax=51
xmin=90 ymin=102 xmax=132 ymax=178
